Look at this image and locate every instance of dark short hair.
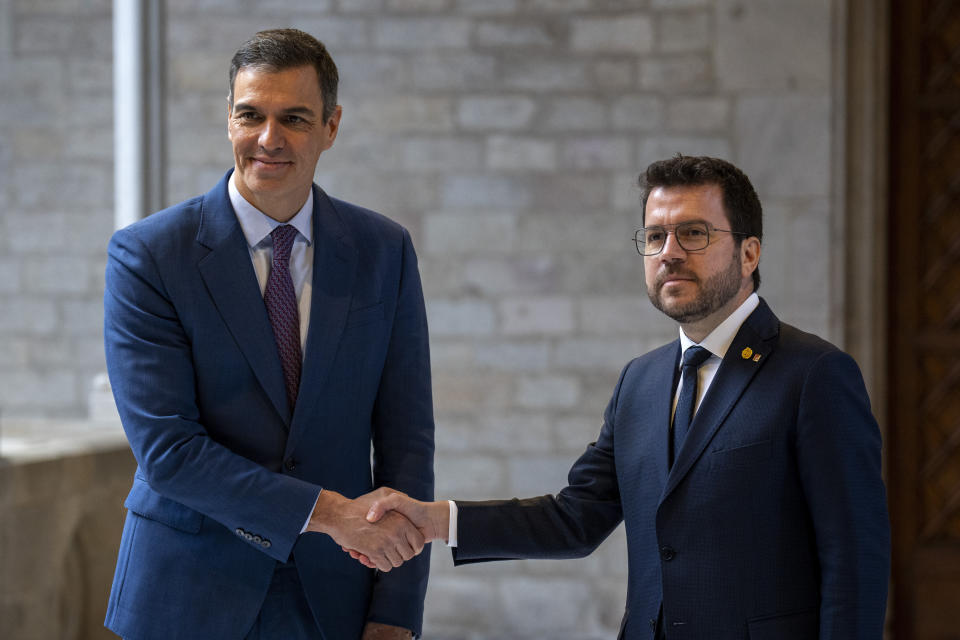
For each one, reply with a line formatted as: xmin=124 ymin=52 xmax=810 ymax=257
xmin=229 ymin=28 xmax=339 ymax=122
xmin=639 ymin=154 xmax=763 ymax=291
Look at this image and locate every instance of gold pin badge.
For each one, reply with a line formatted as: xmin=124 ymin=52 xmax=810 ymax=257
xmin=741 ymin=347 xmax=753 ymax=360
xmin=753 ymin=353 xmax=762 ymax=362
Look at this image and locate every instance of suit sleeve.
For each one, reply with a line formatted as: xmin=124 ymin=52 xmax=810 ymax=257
xmin=794 ymin=350 xmax=890 ymax=638
xmin=365 ymin=229 xmax=436 ymax=637
xmin=451 ymin=367 xmax=627 ymax=563
xmin=104 ymin=227 xmax=320 ymax=563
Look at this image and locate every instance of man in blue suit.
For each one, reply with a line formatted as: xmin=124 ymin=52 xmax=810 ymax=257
xmin=104 ymin=29 xmax=433 ymax=640
xmin=362 ymin=156 xmax=890 ymax=638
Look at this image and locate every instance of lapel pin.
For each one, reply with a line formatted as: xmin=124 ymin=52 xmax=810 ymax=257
xmin=753 ymin=353 xmax=762 ymax=362
xmin=741 ymin=347 xmax=753 ymax=360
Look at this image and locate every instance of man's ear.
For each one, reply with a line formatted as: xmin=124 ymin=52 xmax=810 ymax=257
xmin=322 ymin=105 xmax=343 ymax=150
xmin=741 ymin=236 xmax=761 ymax=279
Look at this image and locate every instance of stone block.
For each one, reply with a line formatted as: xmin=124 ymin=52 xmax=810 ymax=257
xmin=427 ymin=340 xmax=476 ymax=371
xmin=561 ymin=136 xmax=633 ymax=170
xmin=423 ymin=212 xmax=518 ymax=254
xmin=441 ymin=175 xmax=534 ymax=209
xmin=336 ymin=53 xmax=411 ymax=94
xmin=169 ymin=53 xmax=223 ymax=95
xmin=639 ymin=54 xmax=711 ymax=92
xmin=2 ymin=58 xmax=62 ymax=125
xmin=553 ymin=414 xmax=605 ymax=453
xmin=611 ymin=171 xmax=644 ymax=213
xmin=516 ymin=375 xmax=580 ymax=409
xmin=611 ymin=94 xmax=664 ymax=130
xmin=458 ymin=96 xmax=538 ymax=131
xmin=432 ymin=373 xmax=513 ymax=414
xmin=735 ymin=95 xmax=830 ymax=198
xmin=61 ymin=300 xmax=103 ymax=336
xmin=637 ymin=135 xmax=732 ymax=169
xmin=436 ymin=411 xmax=552 ymax=453
xmin=666 ymin=96 xmax=731 ymax=132
xmin=716 ymin=0 xmax=830 ymax=91
xmin=0 ymin=370 xmax=77 ymax=410
xmin=507 ymin=454 xmax=575 ymax=496
xmin=553 ymin=338 xmax=648 ymax=371
xmin=403 ymin=138 xmax=484 ymax=171
xmin=540 ymin=96 xmax=608 ymax=132
xmin=423 ymin=575 xmax=501 ymax=631
xmin=385 ymin=0 xmax=450 ymax=10
xmin=454 ymin=0 xmax=518 ymax=13
xmin=526 ymin=174 xmax=611 ymax=212
xmin=570 ymin=15 xmax=654 ymax=53
xmin=518 ymin=210 xmax=629 ymax=254
xmin=502 ymin=55 xmax=588 ymax=91
xmin=66 ymin=59 xmax=112 ymax=96
xmin=434 ymin=453 xmax=508 ymax=497
xmin=169 ymin=129 xmax=232 ymax=165
xmin=256 ymin=0 xmax=333 ymax=11
xmin=475 ymin=340 xmax=551 ymax=372
xmin=319 ymin=169 xmax=440 ymax=213
xmin=23 ymin=257 xmax=91 ymax=294
xmin=500 ymin=576 xmax=595 ymax=634
xmin=578 ymin=296 xmax=676 ymax=336
xmin=427 ymin=299 xmax=497 ymax=336
xmin=14 ymin=0 xmax=110 ymax=14
xmin=500 ymin=297 xmax=574 ymax=335
xmin=487 ymin=136 xmax=558 ymax=171
xmin=348 ymin=96 xmax=455 ymax=132
xmin=288 ymin=16 xmax=371 ymax=50
xmin=658 ymin=9 xmax=710 ymax=53
xmin=0 ymin=259 xmax=21 ymax=294
xmin=475 ymin=20 xmax=556 ymax=48
xmin=462 ymin=256 xmax=561 ymax=295
xmin=411 ymin=53 xmax=499 ymax=90
xmin=326 ymin=131 xmax=403 ymax=171
xmin=336 ymin=0 xmax=383 ymax=10
xmin=590 ymin=59 xmax=636 ymax=89
xmin=652 ymin=0 xmax=708 ymax=6
xmin=374 ymin=17 xmax=471 ymax=49
xmin=526 ymin=0 xmax=592 ymax=9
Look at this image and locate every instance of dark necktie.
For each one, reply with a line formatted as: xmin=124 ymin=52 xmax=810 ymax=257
xmin=671 ymin=345 xmax=712 ymax=465
xmin=264 ymin=225 xmax=301 ymax=412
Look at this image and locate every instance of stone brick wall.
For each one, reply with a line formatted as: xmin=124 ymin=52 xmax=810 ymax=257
xmin=0 ymin=0 xmax=842 ymax=638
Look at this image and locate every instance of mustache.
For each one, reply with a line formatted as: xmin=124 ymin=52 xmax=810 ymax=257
xmin=655 ymin=267 xmax=699 ymax=288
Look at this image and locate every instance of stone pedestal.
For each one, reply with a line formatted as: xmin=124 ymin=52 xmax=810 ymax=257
xmin=0 ymin=419 xmax=134 ymax=640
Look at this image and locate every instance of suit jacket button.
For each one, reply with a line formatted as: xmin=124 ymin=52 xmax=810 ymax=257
xmin=253 ymin=535 xmax=263 ymax=544
xmin=284 ymin=459 xmax=296 ymax=471
xmin=261 ymin=540 xmax=271 ymax=549
xmin=660 ymin=546 xmax=676 ymax=561
xmin=235 ymin=528 xmax=244 ymax=537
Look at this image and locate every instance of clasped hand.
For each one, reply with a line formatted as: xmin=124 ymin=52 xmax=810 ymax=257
xmin=339 ymin=491 xmax=450 ymax=570
xmin=306 ymin=487 xmax=426 ymax=572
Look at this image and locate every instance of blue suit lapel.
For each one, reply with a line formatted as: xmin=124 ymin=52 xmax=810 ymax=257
xmin=196 ymin=171 xmax=291 ymax=424
xmin=662 ymin=299 xmax=780 ymax=501
xmin=286 ymin=187 xmax=358 ymax=451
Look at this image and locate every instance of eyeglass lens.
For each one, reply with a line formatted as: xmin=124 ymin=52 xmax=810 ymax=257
xmin=636 ymin=222 xmax=710 ymax=255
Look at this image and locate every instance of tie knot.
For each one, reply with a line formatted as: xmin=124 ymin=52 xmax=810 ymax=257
xmin=682 ymin=345 xmax=712 ymax=370
xmin=271 ymin=225 xmax=297 ymax=262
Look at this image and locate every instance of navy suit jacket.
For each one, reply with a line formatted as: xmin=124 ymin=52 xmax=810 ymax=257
xmin=453 ymin=299 xmax=889 ymax=639
xmin=103 ymin=171 xmax=434 ymax=640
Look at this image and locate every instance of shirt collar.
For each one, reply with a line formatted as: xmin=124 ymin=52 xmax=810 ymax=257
xmin=678 ymin=292 xmax=760 ymax=360
xmin=228 ymin=173 xmax=314 ymax=248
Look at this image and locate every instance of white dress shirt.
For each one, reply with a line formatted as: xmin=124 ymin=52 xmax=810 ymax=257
xmin=447 ymin=292 xmax=761 ymax=547
xmin=228 ymin=174 xmax=314 ymax=353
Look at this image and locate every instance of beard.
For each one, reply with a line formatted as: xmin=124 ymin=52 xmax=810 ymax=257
xmin=648 ymin=250 xmax=743 ymax=324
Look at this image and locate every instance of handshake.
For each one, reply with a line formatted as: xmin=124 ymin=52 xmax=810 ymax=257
xmin=305 ymin=488 xmax=448 ymax=572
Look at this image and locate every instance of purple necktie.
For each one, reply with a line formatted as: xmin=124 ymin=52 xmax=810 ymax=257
xmin=264 ymin=225 xmax=301 ymax=412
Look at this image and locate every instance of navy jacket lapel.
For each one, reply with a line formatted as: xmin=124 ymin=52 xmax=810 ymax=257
xmin=196 ymin=171 xmax=291 ymax=424
xmin=286 ymin=187 xmax=358 ymax=448
xmin=662 ymin=299 xmax=780 ymax=501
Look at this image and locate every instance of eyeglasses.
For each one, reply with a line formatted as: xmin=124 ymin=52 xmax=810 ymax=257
xmin=633 ymin=221 xmax=745 ymax=256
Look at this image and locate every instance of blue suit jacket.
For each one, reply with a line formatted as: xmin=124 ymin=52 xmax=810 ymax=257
xmin=453 ymin=300 xmax=889 ymax=639
xmin=103 ymin=171 xmax=434 ymax=640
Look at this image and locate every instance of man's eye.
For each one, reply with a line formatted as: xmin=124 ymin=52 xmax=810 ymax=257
xmin=286 ymin=115 xmax=304 ymax=124
xmin=645 ymin=231 xmax=664 ymax=243
xmin=682 ymin=226 xmax=707 ymax=238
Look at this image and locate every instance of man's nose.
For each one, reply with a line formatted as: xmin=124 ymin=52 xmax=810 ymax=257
xmin=258 ymin=119 xmax=284 ymax=151
xmin=658 ymin=230 xmax=686 ymax=261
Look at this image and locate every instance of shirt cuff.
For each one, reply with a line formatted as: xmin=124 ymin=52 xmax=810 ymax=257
xmin=300 ymin=489 xmax=322 ymax=534
xmin=447 ymin=500 xmax=458 ymax=547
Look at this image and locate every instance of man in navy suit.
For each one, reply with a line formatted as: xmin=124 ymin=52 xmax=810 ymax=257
xmin=362 ymin=156 xmax=890 ymax=638
xmin=104 ymin=29 xmax=433 ymax=640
